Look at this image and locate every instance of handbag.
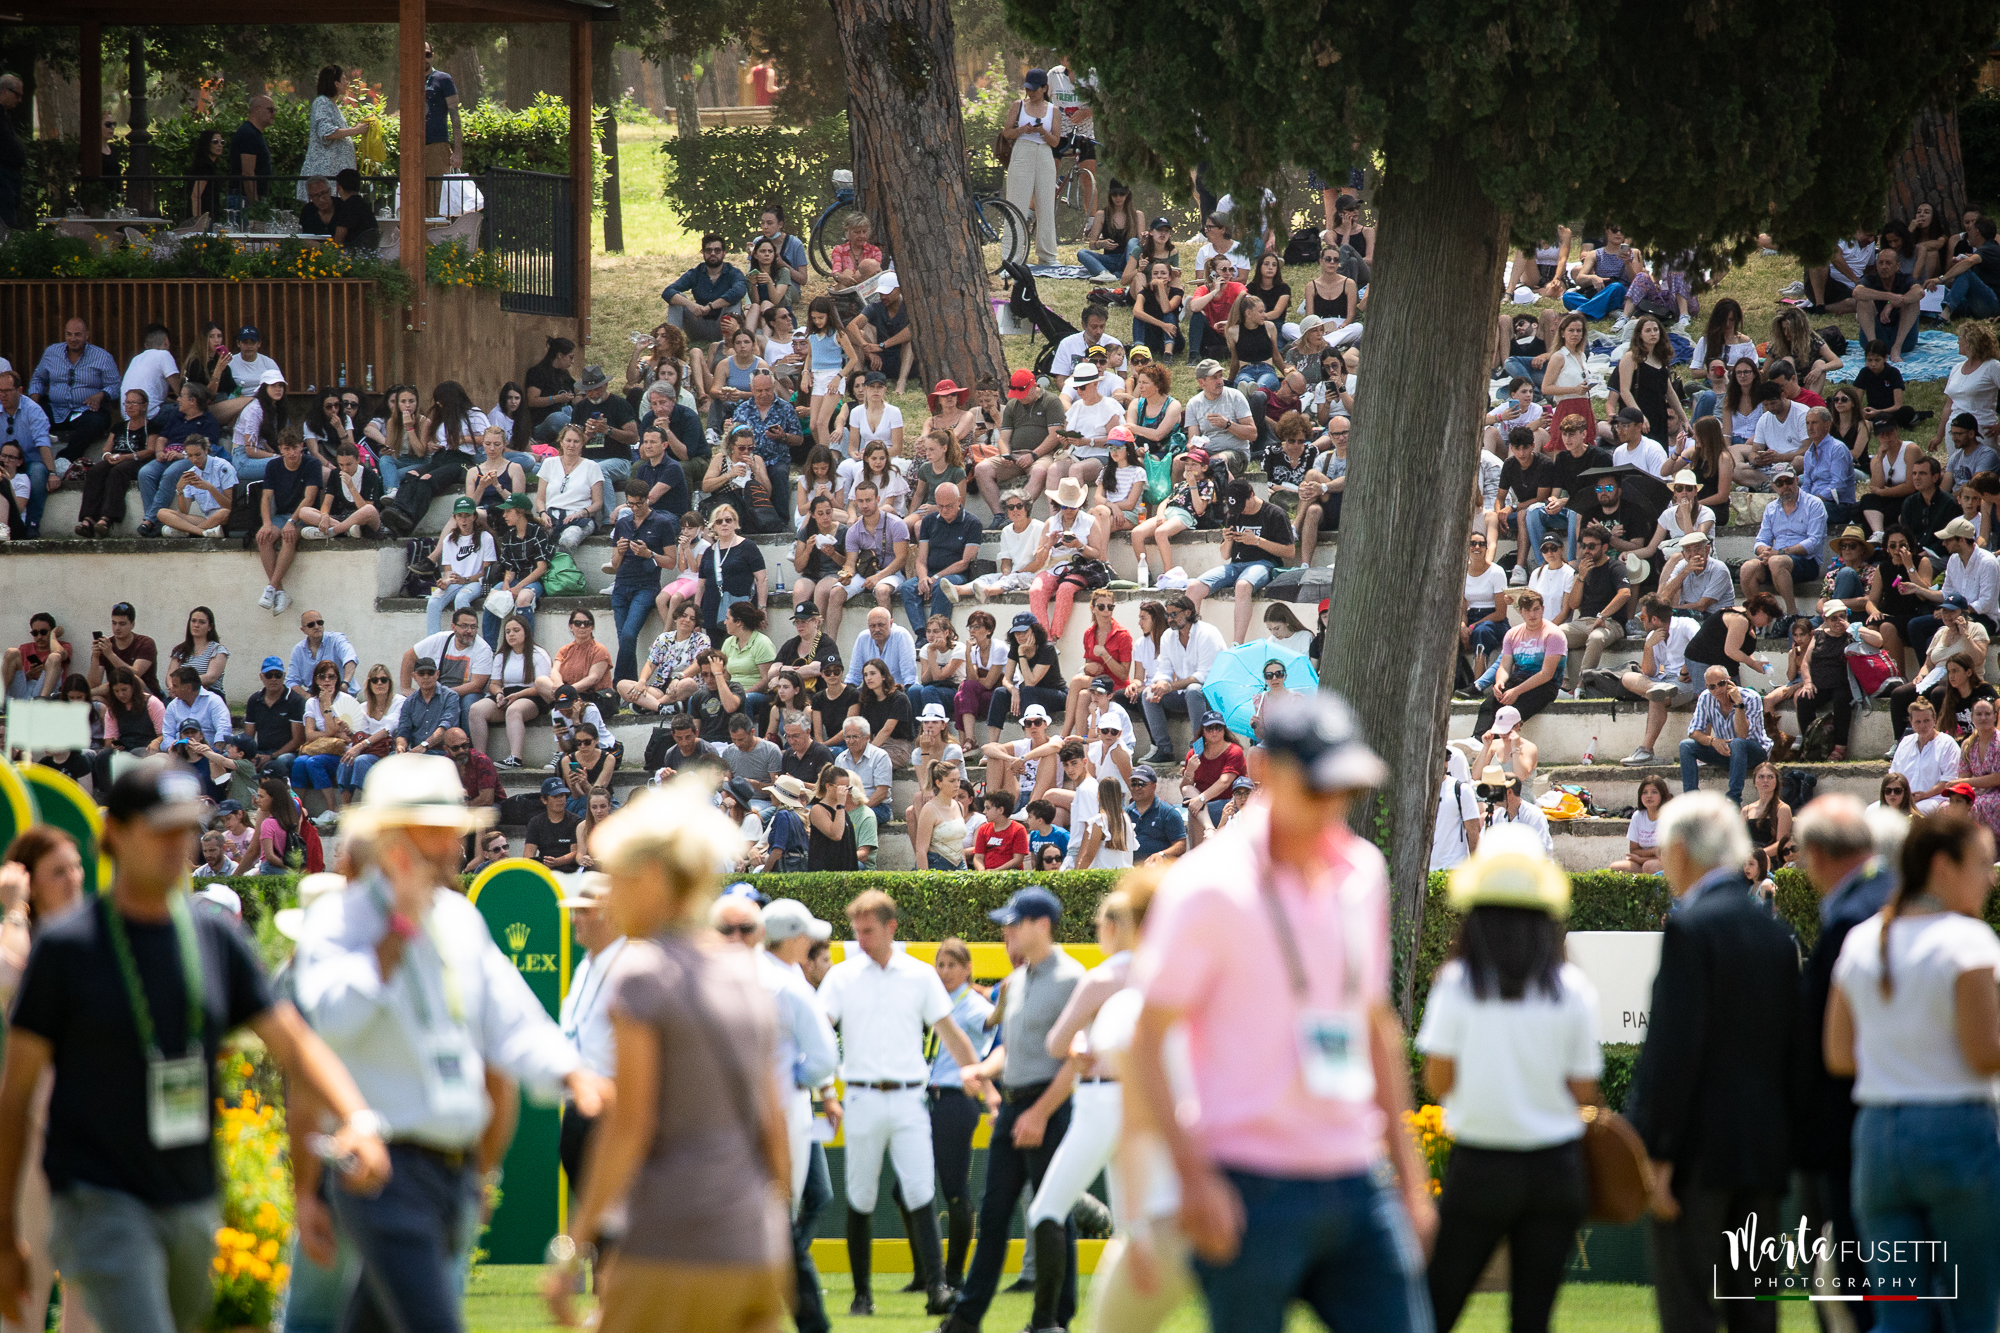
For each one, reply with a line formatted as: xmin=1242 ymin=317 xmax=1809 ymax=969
xmin=1143 ymin=453 xmax=1174 ymax=507
xmin=1579 ymin=1105 xmax=1653 ymax=1224
xmin=993 ymin=101 xmax=1018 ymax=168
xmin=300 ymin=736 xmax=347 ymax=757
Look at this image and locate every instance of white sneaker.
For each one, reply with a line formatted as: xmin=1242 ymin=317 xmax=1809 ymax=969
xmin=314 ymin=809 xmax=341 ymax=830
xmin=1780 ymin=280 xmax=1806 ymax=297
xmin=1135 ymin=556 xmax=1149 ymax=588
xmin=300 ymin=526 xmax=325 ymax=540
xmin=258 ymin=585 xmax=277 ymax=610
xmin=1645 ymin=681 xmax=1679 ymax=702
xmin=204 ymin=526 xmax=226 ymax=538
xmin=601 ymin=561 xmax=616 ymax=574
xmin=1508 ymin=564 xmax=1527 ymax=587
xmin=1674 ymin=316 xmax=1690 ymax=330
xmin=1611 ymin=316 xmax=1630 ymax=333
xmin=272 ymin=589 xmax=291 ymax=616
xmin=1620 ymin=747 xmax=1658 ymax=766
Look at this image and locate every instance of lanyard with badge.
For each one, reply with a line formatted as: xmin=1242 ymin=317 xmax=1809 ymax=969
xmin=374 ymin=884 xmax=483 ymax=1119
xmin=1257 ymin=857 xmax=1376 ymax=1103
xmin=102 ymin=894 xmax=211 ymax=1149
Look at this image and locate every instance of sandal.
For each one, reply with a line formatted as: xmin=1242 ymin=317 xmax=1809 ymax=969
xmin=94 ymin=520 xmax=111 ymax=537
xmin=73 ymin=522 xmax=92 ymax=537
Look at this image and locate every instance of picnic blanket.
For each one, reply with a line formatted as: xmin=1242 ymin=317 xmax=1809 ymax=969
xmin=1824 ymin=327 xmax=1963 ymax=385
xmin=1026 ymin=264 xmax=1094 ymax=281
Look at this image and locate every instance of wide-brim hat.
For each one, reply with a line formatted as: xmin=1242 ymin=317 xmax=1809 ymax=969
xmin=340 ymin=753 xmax=496 ymax=837
xmin=1053 ymin=477 xmax=1089 ymax=509
xmin=769 ymin=774 xmax=810 ymax=809
xmin=1446 ymin=825 xmax=1571 ymax=916
xmin=927 ymin=379 xmax=972 ymax=410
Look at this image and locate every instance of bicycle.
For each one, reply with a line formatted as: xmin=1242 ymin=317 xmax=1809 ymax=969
xmin=1053 ymin=136 xmax=1096 ymax=243
xmin=807 ymin=170 xmax=1029 ymax=278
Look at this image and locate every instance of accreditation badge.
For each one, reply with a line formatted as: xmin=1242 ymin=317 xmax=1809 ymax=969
xmin=420 ymin=1028 xmax=484 ymax=1119
xmin=148 ymin=1054 xmax=211 ymax=1149
xmin=1295 ymin=1008 xmax=1375 ymax=1102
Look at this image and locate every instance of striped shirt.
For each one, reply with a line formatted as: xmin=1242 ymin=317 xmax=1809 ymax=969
xmin=1687 ymin=684 xmax=1767 ymax=750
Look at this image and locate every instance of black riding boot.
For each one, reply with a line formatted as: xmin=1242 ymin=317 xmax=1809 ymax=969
xmin=846 ymin=1207 xmax=875 ymax=1314
xmin=1029 ymin=1218 xmax=1068 ymax=1331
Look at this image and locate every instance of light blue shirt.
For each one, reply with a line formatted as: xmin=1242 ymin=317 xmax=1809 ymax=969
xmin=0 ymin=398 xmax=51 ymax=463
xmin=176 ymin=453 xmax=239 ymax=516
xmin=287 ymin=631 xmax=359 ymax=694
xmin=1800 ymin=437 xmax=1856 ymax=506
xmin=845 ymin=624 xmax=918 ymax=687
xmin=163 ymin=687 xmax=231 ymax=744
xmin=759 ymin=950 xmax=839 ymax=1092
xmin=929 ymin=982 xmax=996 ymax=1087
xmin=292 ymin=872 xmax=581 ymax=1150
xmin=1755 ymin=490 xmax=1828 ymax=557
xmin=29 ymin=342 xmax=121 ymax=424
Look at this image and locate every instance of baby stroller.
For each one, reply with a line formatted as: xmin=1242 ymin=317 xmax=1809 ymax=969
xmin=1003 ymin=260 xmax=1080 ymax=378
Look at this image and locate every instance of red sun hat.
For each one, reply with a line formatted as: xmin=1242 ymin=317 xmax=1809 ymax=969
xmin=928 ymin=379 xmax=972 ymax=411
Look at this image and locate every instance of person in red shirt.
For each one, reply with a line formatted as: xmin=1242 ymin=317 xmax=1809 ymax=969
xmin=2 ymin=612 xmax=71 ymax=702
xmin=1181 ymin=711 xmax=1248 ymax=849
xmin=1062 ymin=588 xmax=1134 ymax=734
xmin=973 ymin=791 xmax=1030 ymax=869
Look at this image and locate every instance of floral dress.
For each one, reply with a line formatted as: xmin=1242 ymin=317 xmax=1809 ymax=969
xmin=1963 ymin=731 xmax=2000 ymax=838
xmin=642 ymin=628 xmax=709 ymax=690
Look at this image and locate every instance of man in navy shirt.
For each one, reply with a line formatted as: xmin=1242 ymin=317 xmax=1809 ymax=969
xmin=228 ymin=96 xmax=274 ymax=204
xmin=639 ymin=384 xmax=707 ymax=481
xmin=900 ymin=483 xmax=983 ymax=635
xmin=422 ymin=43 xmax=462 ymax=215
xmin=606 ymin=478 xmax=679 ymax=688
xmin=662 ymin=232 xmax=748 ymax=346
xmin=630 ymin=424 xmax=691 ymax=520
xmin=1126 ymin=765 xmax=1188 ymax=861
xmin=256 ymin=435 xmax=323 ymax=617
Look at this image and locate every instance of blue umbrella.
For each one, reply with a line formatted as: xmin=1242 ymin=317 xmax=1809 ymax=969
xmin=1202 ymin=642 xmax=1319 ymax=739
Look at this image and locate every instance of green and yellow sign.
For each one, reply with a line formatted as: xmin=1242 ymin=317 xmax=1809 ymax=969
xmin=467 ymin=858 xmax=572 ymax=1264
xmin=20 ymin=765 xmax=109 ymax=896
xmin=0 ymin=760 xmax=36 ymax=855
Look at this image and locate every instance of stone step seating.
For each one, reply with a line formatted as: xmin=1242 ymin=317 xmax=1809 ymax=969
xmin=1448 ymin=692 xmax=1897 ymax=766
xmin=1535 ymin=760 xmax=1889 ymax=812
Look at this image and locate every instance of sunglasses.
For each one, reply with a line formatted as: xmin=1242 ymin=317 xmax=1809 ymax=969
xmin=1263 ymin=670 xmax=1286 ymax=680
xmin=445 ymin=744 xmax=469 ymax=754
xmin=715 ymin=922 xmax=759 ymax=938
xmin=304 ymin=619 xmax=324 ymax=629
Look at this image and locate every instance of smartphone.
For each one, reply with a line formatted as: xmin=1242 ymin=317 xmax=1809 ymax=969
xmin=91 ymin=630 xmax=103 ymax=641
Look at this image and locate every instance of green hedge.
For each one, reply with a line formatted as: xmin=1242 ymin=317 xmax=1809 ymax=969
xmin=659 ymin=115 xmax=852 ymax=244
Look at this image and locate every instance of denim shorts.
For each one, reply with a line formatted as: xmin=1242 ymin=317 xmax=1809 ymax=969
xmin=1198 ymin=560 xmax=1277 ymax=592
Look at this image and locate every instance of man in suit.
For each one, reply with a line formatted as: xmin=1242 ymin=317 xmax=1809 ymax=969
xmin=1792 ymin=797 xmax=1896 ymax=1330
xmin=1629 ymin=791 xmax=1801 ymax=1333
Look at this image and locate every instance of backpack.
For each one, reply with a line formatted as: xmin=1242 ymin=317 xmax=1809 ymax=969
xmin=1780 ymin=768 xmax=1820 ymax=810
xmin=1846 ymin=646 xmax=1901 ymax=699
xmin=1796 ymin=714 xmax=1837 ymax=763
xmin=542 ymin=550 xmax=588 ymax=597
xmin=223 ymin=481 xmax=262 ymax=540
xmin=500 ymin=792 xmax=544 ymax=826
xmin=1282 ymin=225 xmax=1322 ymax=266
xmin=643 ymin=722 xmax=674 ymax=773
xmin=298 ymin=816 xmax=325 ymax=874
xmin=402 ymin=538 xmax=440 ymax=598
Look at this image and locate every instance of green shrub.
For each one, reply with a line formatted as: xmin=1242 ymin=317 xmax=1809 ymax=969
xmin=1962 ymin=92 xmax=2000 ymax=208
xmin=659 ymin=115 xmax=852 ymax=243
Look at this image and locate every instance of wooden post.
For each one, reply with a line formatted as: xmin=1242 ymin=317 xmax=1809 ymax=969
xmin=399 ymin=0 xmax=428 ymax=327
xmin=126 ymin=31 xmax=152 ymax=215
xmin=569 ymin=20 xmax=592 ymax=349
xmin=79 ymin=22 xmax=101 ymax=183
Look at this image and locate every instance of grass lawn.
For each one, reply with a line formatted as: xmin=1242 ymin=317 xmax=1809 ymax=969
xmin=466 ymin=1266 xmax=1823 ymax=1333
xmin=592 ymin=128 xmax=1974 ymax=446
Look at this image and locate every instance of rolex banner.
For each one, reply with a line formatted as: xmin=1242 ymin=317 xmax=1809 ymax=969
xmin=20 ymin=764 xmax=109 ymax=896
xmin=467 ymin=858 xmax=573 ymax=1263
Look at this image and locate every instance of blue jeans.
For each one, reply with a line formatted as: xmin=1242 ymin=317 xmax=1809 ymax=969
xmin=426 ymin=582 xmax=484 ymax=637
xmin=23 ymin=455 xmax=46 ymax=532
xmin=1075 ymin=238 xmax=1137 ymax=277
xmin=1678 ymin=736 xmax=1766 ymax=803
xmin=1234 ymin=364 xmax=1281 ymax=393
xmin=609 ymin=583 xmax=656 ymax=683
xmin=291 ymin=754 xmax=339 ymax=790
xmin=1198 ymin=559 xmax=1277 ymax=595
xmin=910 ymin=682 xmax=959 ymax=722
xmin=377 ymin=452 xmax=422 ymax=491
xmin=1853 ymin=1102 xmax=2000 ymax=1331
xmin=595 ymin=457 xmax=632 ymax=525
xmin=1562 ymin=281 xmax=1626 ymax=321
xmin=1187 ymin=312 xmax=1216 ymax=366
xmin=334 ymin=750 xmax=383 ymax=794
xmin=330 ymin=1144 xmax=482 ymax=1333
xmin=222 ymin=444 xmax=269 ymax=483
xmin=900 ymin=572 xmax=970 ymax=636
xmin=1502 ymin=356 xmax=1540 ymax=383
xmin=50 ymin=1184 xmax=221 ymax=1333
xmin=1948 ymin=270 xmax=2000 ymax=321
xmin=279 ymin=1224 xmax=360 ymax=1333
xmin=482 ymin=581 xmax=541 ymax=650
xmin=1522 ymin=502 xmax=1581 ymax=560
xmin=1194 ymin=1165 xmax=1430 ymax=1333
xmin=792 ymin=1142 xmax=833 ymax=1333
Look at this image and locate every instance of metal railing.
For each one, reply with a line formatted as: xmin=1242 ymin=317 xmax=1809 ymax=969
xmin=483 ymin=168 xmax=574 ymax=318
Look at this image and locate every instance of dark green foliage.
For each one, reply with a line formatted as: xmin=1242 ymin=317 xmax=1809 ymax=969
xmin=1005 ymin=0 xmax=2000 ymax=267
xmin=658 ymin=115 xmax=853 ymax=242
xmin=1961 ymin=91 xmax=2000 ymax=206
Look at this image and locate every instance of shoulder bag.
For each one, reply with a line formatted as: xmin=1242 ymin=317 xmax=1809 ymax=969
xmin=1579 ymin=1104 xmax=1653 ymax=1224
xmin=994 ymin=101 xmax=1020 ymax=168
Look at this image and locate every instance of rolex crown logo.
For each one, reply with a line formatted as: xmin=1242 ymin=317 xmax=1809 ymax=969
xmin=506 ymin=921 xmax=531 ymax=951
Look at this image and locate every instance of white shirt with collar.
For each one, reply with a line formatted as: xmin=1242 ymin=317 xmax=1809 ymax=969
xmin=1944 ymin=545 xmax=2000 ymax=621
xmin=757 ymin=950 xmax=839 ymax=1093
xmin=817 ymin=946 xmax=954 ymax=1085
xmin=292 ymin=874 xmax=581 ymax=1150
xmin=558 ymin=936 xmax=629 ymax=1080
xmin=1892 ymin=731 xmax=1963 ymax=814
xmin=1152 ymin=620 xmax=1227 ymax=687
xmin=1052 ymin=330 xmax=1123 ymax=377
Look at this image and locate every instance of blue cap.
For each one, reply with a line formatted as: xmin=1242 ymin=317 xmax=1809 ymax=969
xmin=1023 ymin=68 xmax=1049 ymax=89
xmin=541 ymin=776 xmax=568 ymax=796
xmin=260 ymin=655 xmax=285 ymax=676
xmin=1259 ymin=691 xmax=1388 ymax=793
xmin=1942 ymin=592 xmax=1973 ymax=612
xmin=989 ymin=885 xmax=1063 ymax=926
xmin=721 ymin=880 xmax=768 ymax=906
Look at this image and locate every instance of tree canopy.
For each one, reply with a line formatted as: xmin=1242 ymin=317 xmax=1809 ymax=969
xmin=1006 ymin=0 xmax=2000 ymax=262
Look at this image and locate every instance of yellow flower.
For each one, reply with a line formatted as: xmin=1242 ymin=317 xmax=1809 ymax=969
xmin=257 ymin=1239 xmax=279 ymax=1262
xmin=211 ymin=1256 xmax=227 ymax=1274
xmin=273 ymin=1263 xmax=290 ymax=1287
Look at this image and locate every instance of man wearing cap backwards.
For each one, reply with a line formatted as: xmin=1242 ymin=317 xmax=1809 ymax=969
xmin=1608 ymin=407 xmax=1669 ymax=478
xmin=1123 ymin=692 xmax=1435 ymax=1333
xmin=1603 ymin=595 xmax=1701 ymax=766
xmin=1627 ymin=791 xmax=1798 ymax=1333
xmin=937 ymin=886 xmax=1086 ymax=1333
xmin=0 ymin=759 xmax=390 ymax=1333
xmin=820 ymin=890 xmax=990 ymax=1318
xmin=1906 ymin=516 xmax=2000 ymax=657
xmin=1738 ymin=464 xmax=1828 ymax=622
xmin=976 ymin=371 xmax=1066 ymax=526
xmin=293 ymin=754 xmax=610 ymax=1331
xmin=555 ymin=874 xmax=627 ymax=1195
xmin=759 ymin=898 xmax=843 ymax=1333
xmin=846 ymin=273 xmax=913 ymax=395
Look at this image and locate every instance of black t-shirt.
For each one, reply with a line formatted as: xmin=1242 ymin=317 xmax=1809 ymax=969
xmin=1588 ymin=500 xmax=1642 ymax=547
xmin=524 ymin=363 xmax=576 ymax=427
xmin=298 ymin=200 xmax=339 ymax=235
xmin=577 ymin=393 xmax=636 ymax=462
xmin=633 ymin=454 xmax=690 ymax=519
xmin=226 ymin=120 xmax=271 ymax=198
xmin=263 ymin=454 xmax=324 ymax=518
xmin=1498 ymin=455 xmax=1551 ymax=505
xmin=777 ymin=632 xmax=843 ymax=697
xmin=1575 ymin=554 xmax=1630 ymax=619
xmin=655 ymin=739 xmax=726 ymax=780
xmin=1510 ymin=334 xmax=1547 ymax=362
xmin=687 ymin=688 xmax=739 ymax=744
xmin=1853 ymin=363 xmax=1906 ymax=411
xmin=11 ymin=899 xmax=272 ymax=1204
xmin=611 ymin=510 xmax=679 ymax=593
xmin=1012 ymin=641 xmax=1061 ymax=685
xmin=525 ymin=811 xmax=580 ymax=864
xmin=858 ymin=689 xmax=914 ymax=743
xmin=865 ymin=300 xmax=909 ymax=349
xmin=811 ymin=684 xmax=860 ymax=739
xmin=1544 ymin=445 xmax=1612 ymax=499
xmin=243 ymin=690 xmax=304 ymax=755
xmin=1226 ymin=501 xmax=1294 ymax=568
xmin=1234 ymin=323 xmax=1276 ymax=365
xmin=332 ymin=193 xmax=378 ymax=248
xmin=781 ymin=741 xmax=836 ymax=784
xmin=1245 ymin=277 xmax=1291 ymax=317
xmin=1975 ymin=242 xmax=2000 ymax=290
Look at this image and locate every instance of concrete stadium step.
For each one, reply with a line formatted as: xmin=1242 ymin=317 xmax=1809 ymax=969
xmin=1536 ymin=761 xmax=1890 ymax=810
xmin=492 ymin=818 xmax=925 ymax=872
xmin=1448 ymin=696 xmax=1897 ymax=766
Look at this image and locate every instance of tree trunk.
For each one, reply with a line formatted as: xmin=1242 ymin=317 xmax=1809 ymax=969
xmin=667 ymin=53 xmax=699 ymax=140
xmin=1320 ymin=149 xmax=1510 ymax=1021
xmin=506 ymin=26 xmax=568 ymax=109
xmin=593 ymin=19 xmax=622 ymax=253
xmin=1888 ymin=104 xmax=1968 ymax=225
xmin=827 ymin=0 xmax=1007 ymax=388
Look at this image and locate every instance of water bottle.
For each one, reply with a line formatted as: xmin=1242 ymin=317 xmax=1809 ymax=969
xmin=773 ymin=569 xmax=787 ymax=597
xmin=365 ymin=365 xmax=375 ymax=390
xmin=1582 ymin=734 xmax=1598 ymax=766
xmin=338 ymin=363 xmax=347 ymax=388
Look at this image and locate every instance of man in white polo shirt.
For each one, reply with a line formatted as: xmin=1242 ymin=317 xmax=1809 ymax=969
xmin=818 ymin=889 xmax=990 ymax=1317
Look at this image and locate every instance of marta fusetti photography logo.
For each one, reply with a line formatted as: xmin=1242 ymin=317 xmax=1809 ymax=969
xmin=1716 ymin=1212 xmax=1957 ymax=1307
